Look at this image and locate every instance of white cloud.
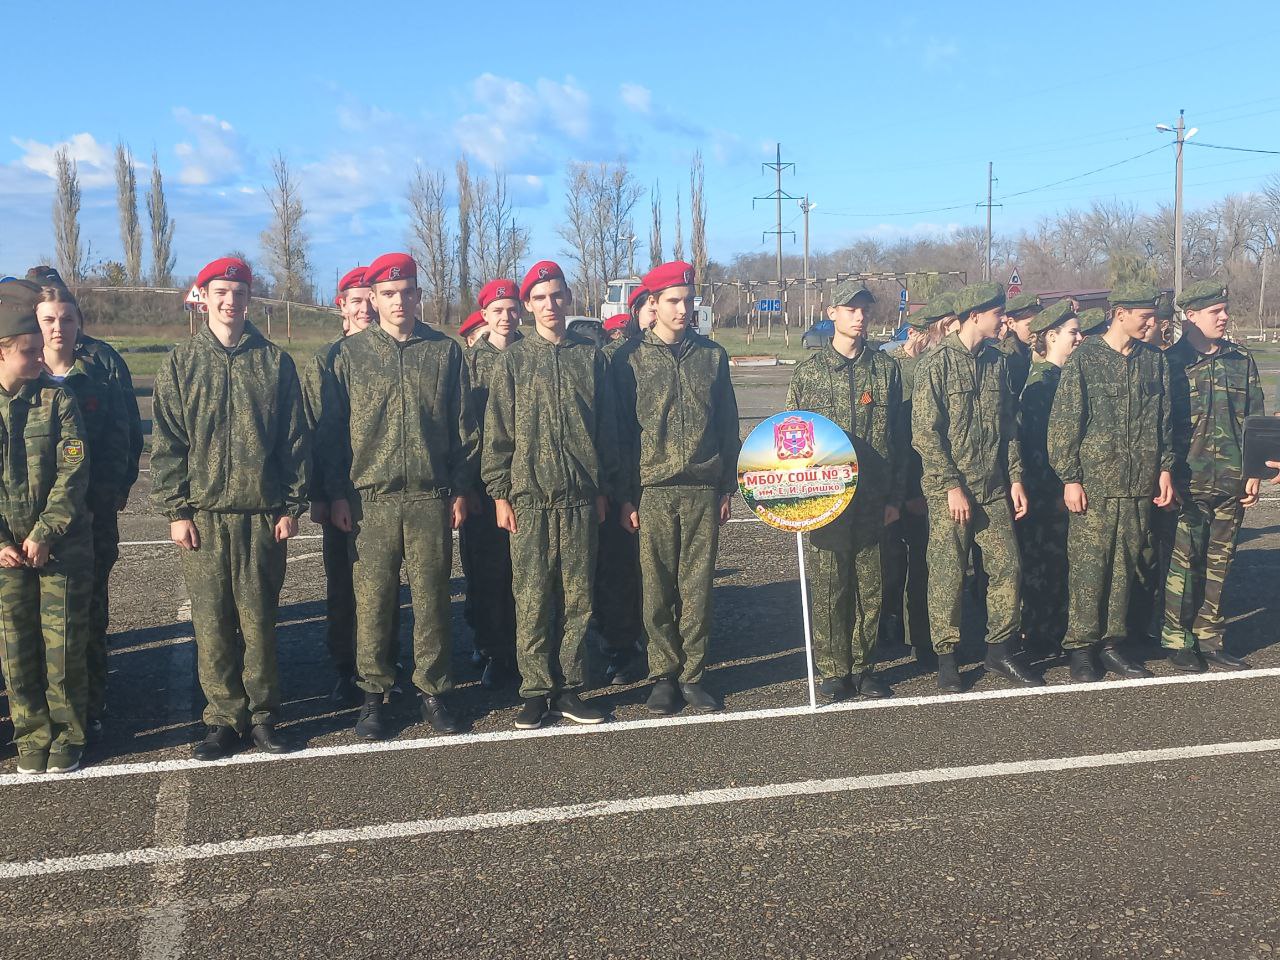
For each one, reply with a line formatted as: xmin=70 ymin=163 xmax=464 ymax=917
xmin=620 ymin=83 xmax=652 ymax=115
xmin=10 ymin=132 xmax=114 ymax=188
xmin=173 ymin=107 xmax=245 ymax=185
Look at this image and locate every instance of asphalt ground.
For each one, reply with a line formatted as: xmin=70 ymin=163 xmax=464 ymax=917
xmin=3 ymin=364 xmax=1280 ymax=959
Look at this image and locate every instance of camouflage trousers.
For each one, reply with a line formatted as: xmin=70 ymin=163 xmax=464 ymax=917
xmin=1017 ymin=499 xmax=1069 ymax=649
xmin=1129 ymin=504 xmax=1177 ymax=643
xmin=321 ymin=522 xmax=357 ymax=674
xmin=881 ymin=508 xmax=930 ymax=651
xmin=638 ymin=487 xmax=721 ymax=685
xmin=1062 ymin=496 xmax=1150 ymax=651
xmin=87 ymin=499 xmax=120 ymax=722
xmin=510 ymin=503 xmax=598 ymax=699
xmin=1160 ymin=495 xmax=1244 ymax=653
xmin=0 ymin=532 xmax=92 ymax=754
xmin=351 ymin=497 xmax=452 ymax=697
xmin=180 ymin=511 xmax=287 ymax=732
xmin=594 ymin=498 xmax=642 ymax=657
xmin=807 ymin=513 xmax=883 ymax=678
xmin=925 ymin=495 xmax=1021 ymax=655
xmin=460 ymin=494 xmax=516 ymax=663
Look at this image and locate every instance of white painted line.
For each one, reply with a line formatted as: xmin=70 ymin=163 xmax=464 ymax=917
xmin=136 ymin=775 xmax=191 ymax=960
xmin=3 ymin=666 xmax=1278 ymax=788
xmin=3 ymin=737 xmax=1277 ymax=880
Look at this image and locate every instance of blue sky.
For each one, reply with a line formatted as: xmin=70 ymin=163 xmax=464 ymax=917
xmin=3 ymin=0 xmax=1278 ymax=294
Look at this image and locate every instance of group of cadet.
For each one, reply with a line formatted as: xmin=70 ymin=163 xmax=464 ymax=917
xmin=0 ymin=245 xmax=1273 ymax=774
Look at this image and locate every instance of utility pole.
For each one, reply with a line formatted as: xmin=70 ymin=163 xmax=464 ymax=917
xmin=799 ymin=195 xmax=815 ymax=325
xmin=755 ymin=142 xmax=797 ymax=343
xmin=976 ymin=162 xmax=1000 ymax=282
xmin=619 ymin=233 xmax=636 ymax=277
xmin=1259 ymin=233 xmax=1271 ymax=339
xmin=1174 ymin=110 xmax=1187 ymax=312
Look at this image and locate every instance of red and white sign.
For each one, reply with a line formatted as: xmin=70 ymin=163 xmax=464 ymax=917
xmin=1007 ymin=269 xmax=1022 ymax=297
xmin=184 ymin=284 xmax=208 ymax=313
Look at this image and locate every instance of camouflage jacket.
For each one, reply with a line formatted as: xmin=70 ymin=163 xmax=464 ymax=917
xmin=321 ymin=322 xmax=478 ymax=503
xmin=300 ymin=337 xmax=343 ymax=501
xmin=465 ymin=331 xmax=523 ymax=436
xmin=59 ymin=346 xmax=131 ymax=510
xmin=1048 ymin=336 xmax=1172 ymax=498
xmin=912 ymin=332 xmax=1023 ymax=502
xmin=998 ymin=335 xmax=1033 ymax=399
xmin=481 ymin=329 xmax=618 ymax=509
xmin=151 ymin=322 xmax=309 ymax=520
xmin=786 ymin=339 xmax=906 ymax=514
xmin=1165 ymin=335 xmax=1264 ymax=499
xmin=895 ymin=349 xmax=926 ymax=501
xmin=0 ymin=375 xmax=89 ymax=549
xmin=78 ymin=333 xmax=143 ymax=494
xmin=1018 ymin=358 xmax=1063 ymax=504
xmin=612 ymin=330 xmax=741 ymax=504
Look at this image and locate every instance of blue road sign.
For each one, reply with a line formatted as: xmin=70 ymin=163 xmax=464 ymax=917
xmin=757 ymin=299 xmax=782 ymax=312
xmin=899 ymin=289 xmax=908 ymax=309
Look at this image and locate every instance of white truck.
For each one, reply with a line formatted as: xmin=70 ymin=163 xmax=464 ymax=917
xmin=599 ymin=276 xmax=713 ymax=335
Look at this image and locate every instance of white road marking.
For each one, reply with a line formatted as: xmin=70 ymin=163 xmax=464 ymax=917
xmin=135 ymin=776 xmax=191 ymax=960
xmin=3 ymin=667 xmax=1278 ymax=788
xmin=3 ymin=737 xmax=1277 ymax=880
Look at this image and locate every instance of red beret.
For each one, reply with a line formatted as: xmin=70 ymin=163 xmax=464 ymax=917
xmin=196 ymin=257 xmax=252 ymax=291
xmin=334 ymin=266 xmax=368 ymax=305
xmin=628 ymin=285 xmax=650 ymax=311
xmin=520 ymin=260 xmax=565 ymax=300
xmin=459 ymin=310 xmax=487 ymax=338
xmin=478 ymin=278 xmax=519 ymax=309
xmin=642 ymin=260 xmax=694 ymax=295
xmin=364 ymin=252 xmax=417 ymax=286
xmin=603 ymin=314 xmax=630 ymax=333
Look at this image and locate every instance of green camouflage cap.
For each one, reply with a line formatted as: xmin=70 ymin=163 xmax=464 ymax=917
xmin=1005 ymin=290 xmax=1041 ymax=318
xmin=1176 ymin=278 xmax=1228 ymax=312
xmin=1028 ymin=299 xmax=1076 ymax=335
xmin=952 ymin=281 xmax=1005 ymax=318
xmin=0 ymin=279 xmax=42 ymax=339
xmin=1109 ymin=281 xmax=1160 ymax=309
xmin=906 ymin=291 xmax=956 ymax=328
xmin=904 ymin=305 xmax=933 ymax=330
xmin=830 ymin=279 xmax=876 ymax=307
xmin=1078 ymin=307 xmax=1109 ymax=335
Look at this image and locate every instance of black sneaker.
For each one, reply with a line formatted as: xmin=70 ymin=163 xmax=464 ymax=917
xmin=353 ymin=692 xmax=386 ymax=741
xmin=550 ymin=691 xmax=607 ymax=725
xmin=514 ymin=696 xmax=549 ymax=730
xmin=420 ymin=695 xmax=461 ymax=734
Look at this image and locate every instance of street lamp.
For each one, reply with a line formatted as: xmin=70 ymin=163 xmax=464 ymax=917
xmin=1156 ymin=110 xmax=1198 ymax=324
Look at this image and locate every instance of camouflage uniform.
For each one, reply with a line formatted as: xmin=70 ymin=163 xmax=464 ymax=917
xmin=1048 ymin=337 xmax=1171 ymax=650
xmin=594 ymin=335 xmax=643 ymax=662
xmin=786 ymin=341 xmax=903 ymax=678
xmin=301 ymin=338 xmax=360 ymax=677
xmin=1160 ymin=335 xmax=1264 ymax=652
xmin=322 ymin=322 xmax=478 ymax=697
xmin=461 ymin=331 xmax=520 ymax=665
xmin=151 ymin=322 xmax=309 ymax=733
xmin=77 ymin=333 xmax=144 ymax=497
xmin=481 ymin=330 xmax=618 ymax=700
xmin=1017 ymin=358 xmax=1069 ymax=649
xmin=0 ymin=376 xmax=93 ymax=756
xmin=58 ymin=347 xmax=131 ymax=723
xmin=613 ymin=330 xmax=741 ymax=685
xmin=998 ymin=335 xmax=1033 ymax=400
xmin=912 ymin=332 xmax=1024 ymax=655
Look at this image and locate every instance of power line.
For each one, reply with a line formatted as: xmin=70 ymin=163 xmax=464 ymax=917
xmin=1188 ymin=141 xmax=1280 ymax=156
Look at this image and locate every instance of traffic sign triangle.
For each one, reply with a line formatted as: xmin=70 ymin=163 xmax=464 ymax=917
xmin=1008 ymin=270 xmax=1022 ymax=287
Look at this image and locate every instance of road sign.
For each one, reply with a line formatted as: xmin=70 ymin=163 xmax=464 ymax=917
xmin=899 ymin=289 xmax=908 ymax=309
xmin=757 ymin=298 xmax=782 ymax=313
xmin=1007 ymin=270 xmax=1022 ymax=297
xmin=184 ymin=284 xmax=203 ymax=306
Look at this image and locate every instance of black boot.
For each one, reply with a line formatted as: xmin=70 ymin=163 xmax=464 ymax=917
xmin=1167 ymin=649 xmax=1207 ymax=673
xmin=193 ymin=725 xmax=240 ymax=762
xmin=818 ymin=675 xmax=854 ymax=704
xmin=679 ymin=682 xmax=722 ymax=713
xmin=250 ymin=723 xmax=292 ymax=754
xmin=353 ymin=692 xmax=386 ymax=741
xmin=985 ymin=641 xmax=1045 ymax=687
xmin=514 ymin=696 xmax=549 ymax=730
xmin=1069 ymin=647 xmax=1103 ymax=683
xmin=1099 ymin=644 xmax=1153 ymax=679
xmin=936 ymin=653 xmax=962 ymax=693
xmin=420 ymin=695 xmax=461 ymax=734
xmin=855 ymin=671 xmax=892 ymax=699
xmin=1204 ymin=649 xmax=1251 ymax=671
xmin=646 ymin=678 xmax=682 ymax=715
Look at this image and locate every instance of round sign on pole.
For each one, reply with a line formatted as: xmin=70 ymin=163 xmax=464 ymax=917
xmin=737 ymin=411 xmax=859 ymax=532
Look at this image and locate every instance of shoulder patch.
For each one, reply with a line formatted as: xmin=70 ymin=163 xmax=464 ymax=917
xmin=62 ymin=438 xmax=85 ymax=464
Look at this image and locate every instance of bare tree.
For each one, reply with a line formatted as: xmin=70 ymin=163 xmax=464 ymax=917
xmin=690 ymin=151 xmax=707 ymax=292
xmin=649 ymin=181 xmax=663 ymax=269
xmin=557 ymin=160 xmax=644 ymax=313
xmin=673 ymin=187 xmax=684 ymax=262
xmin=407 ymin=164 xmax=456 ymax=326
xmin=260 ymin=152 xmax=311 ymax=303
xmin=470 ymin=169 xmax=529 ymax=282
xmin=146 ymin=149 xmax=176 ymax=286
xmin=53 ymin=148 xmax=89 ymax=283
xmin=456 ymin=157 xmax=473 ymax=307
xmin=114 ymin=142 xmax=143 ymax=285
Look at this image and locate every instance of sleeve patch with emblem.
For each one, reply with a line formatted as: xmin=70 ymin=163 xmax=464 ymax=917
xmin=62 ymin=439 xmax=85 ymax=464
